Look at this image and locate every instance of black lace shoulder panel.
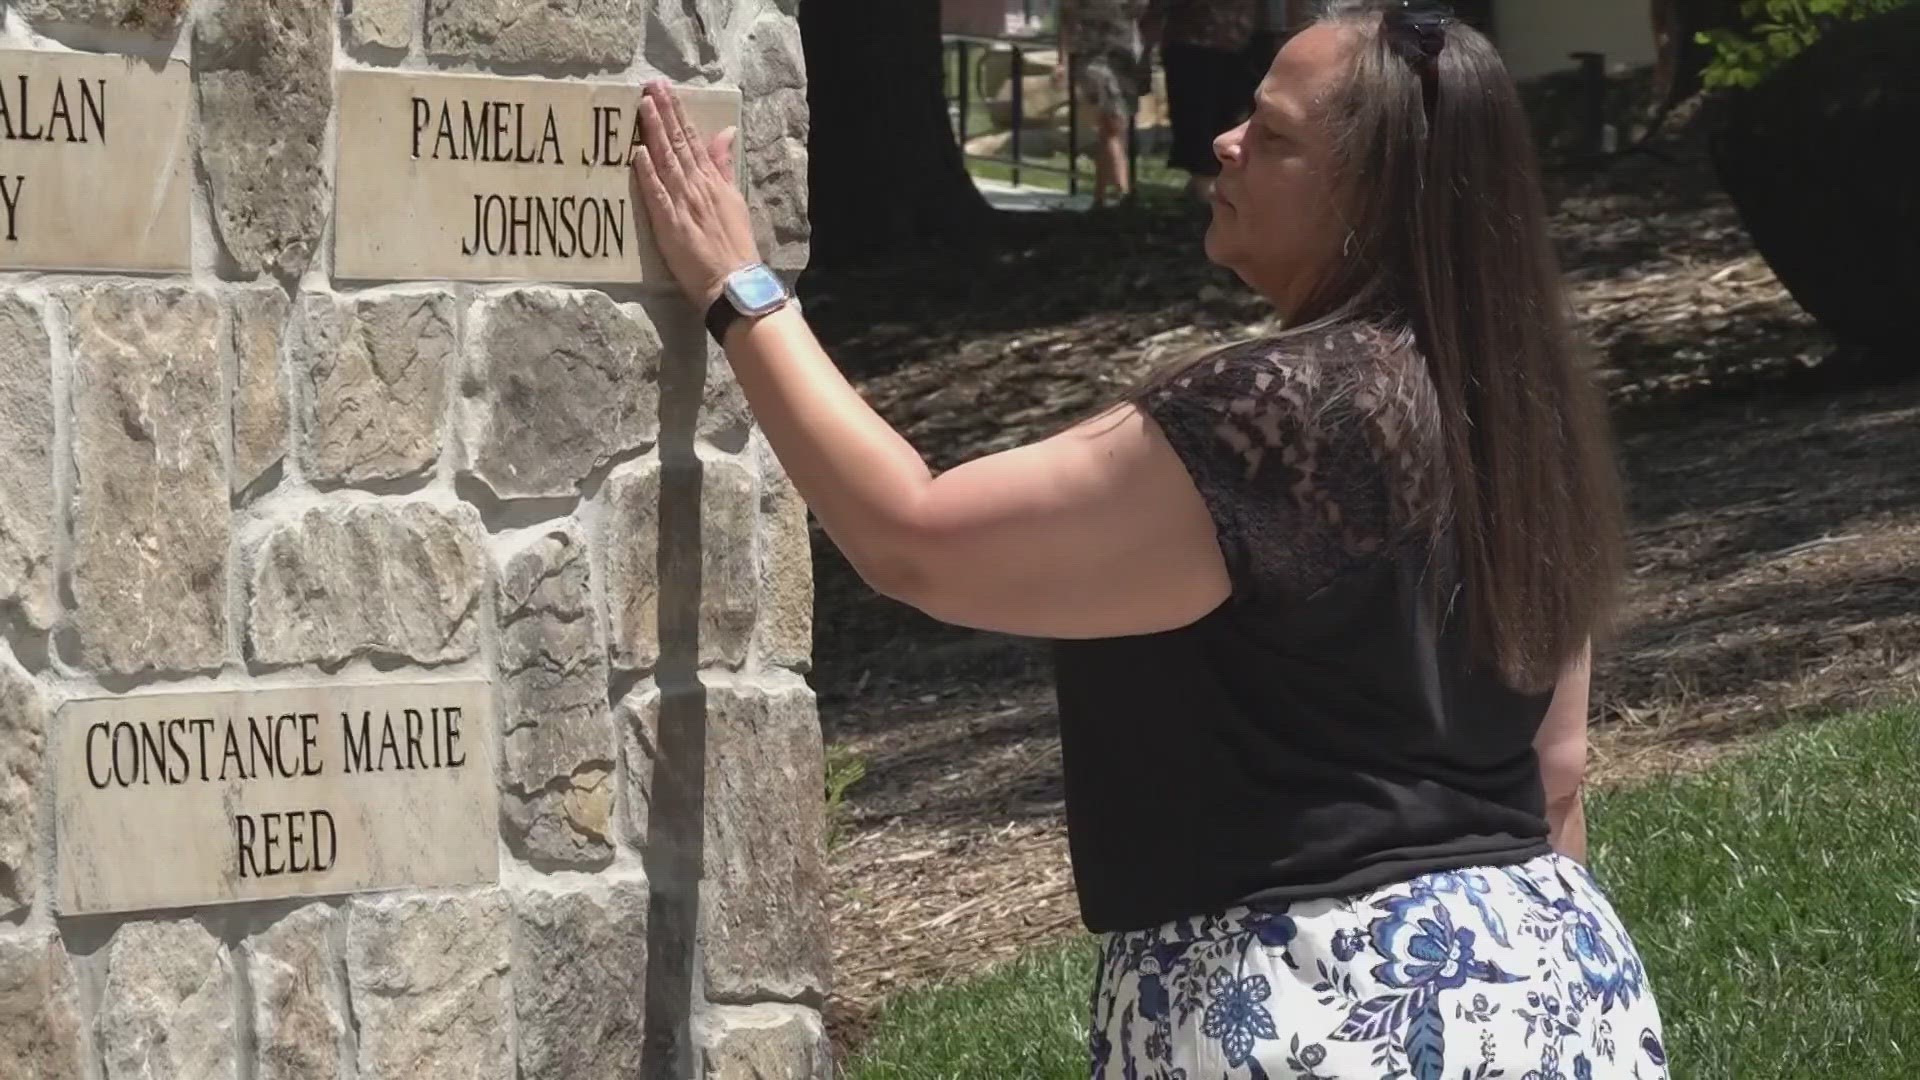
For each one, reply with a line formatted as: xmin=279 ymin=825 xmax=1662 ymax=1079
xmin=1142 ymin=324 xmax=1449 ymax=603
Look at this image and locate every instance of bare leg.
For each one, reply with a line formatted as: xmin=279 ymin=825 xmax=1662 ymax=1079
xmin=1090 ymin=130 xmax=1114 ymax=206
xmin=1097 ymin=112 xmax=1129 ymax=206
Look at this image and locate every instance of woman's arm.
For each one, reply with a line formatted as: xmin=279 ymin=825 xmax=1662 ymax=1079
xmin=1536 ymin=642 xmax=1593 ymax=862
xmin=714 ymin=305 xmax=1232 ymax=638
xmin=626 ymin=83 xmax=1232 ymax=639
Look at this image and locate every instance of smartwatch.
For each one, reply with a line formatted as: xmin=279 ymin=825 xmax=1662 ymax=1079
xmin=705 ymin=263 xmax=791 ymax=345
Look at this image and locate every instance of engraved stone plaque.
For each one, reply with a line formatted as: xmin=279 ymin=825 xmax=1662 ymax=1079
xmin=333 ymin=69 xmax=740 ymax=284
xmin=54 ymin=680 xmax=498 ymax=915
xmin=0 ymin=50 xmax=193 ymax=273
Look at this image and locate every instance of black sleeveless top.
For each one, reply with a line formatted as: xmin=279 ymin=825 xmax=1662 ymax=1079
xmin=1053 ymin=325 xmax=1555 ymax=933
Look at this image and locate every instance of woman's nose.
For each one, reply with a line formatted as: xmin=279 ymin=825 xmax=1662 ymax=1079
xmin=1214 ymin=123 xmax=1246 ymax=169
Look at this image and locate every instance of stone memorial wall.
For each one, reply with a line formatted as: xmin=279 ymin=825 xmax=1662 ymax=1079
xmin=0 ymin=0 xmax=824 ymax=1077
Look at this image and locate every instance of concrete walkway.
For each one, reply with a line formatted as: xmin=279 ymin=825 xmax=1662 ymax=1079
xmin=972 ymin=176 xmax=1094 ymax=213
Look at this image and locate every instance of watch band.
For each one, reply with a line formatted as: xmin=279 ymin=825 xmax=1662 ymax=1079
xmin=704 ymin=270 xmax=791 ymax=345
xmin=704 ymin=291 xmax=742 ymax=345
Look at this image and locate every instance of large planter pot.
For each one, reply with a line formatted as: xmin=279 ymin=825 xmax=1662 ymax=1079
xmin=1710 ymin=7 xmax=1920 ymax=384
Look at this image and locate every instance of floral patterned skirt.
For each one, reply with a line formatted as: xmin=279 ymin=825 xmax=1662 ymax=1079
xmin=1088 ymin=854 xmax=1668 ymax=1080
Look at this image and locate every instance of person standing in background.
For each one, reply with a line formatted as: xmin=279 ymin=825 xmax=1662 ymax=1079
xmin=1058 ymin=0 xmax=1152 ymax=207
xmin=1144 ymin=0 xmax=1285 ymax=201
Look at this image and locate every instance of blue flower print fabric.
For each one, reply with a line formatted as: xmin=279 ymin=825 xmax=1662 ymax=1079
xmin=1088 ymin=854 xmax=1668 ymax=1079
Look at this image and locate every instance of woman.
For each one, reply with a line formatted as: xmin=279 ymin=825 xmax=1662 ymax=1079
xmin=627 ymin=0 xmax=1666 ymax=1074
xmin=1057 ymin=0 xmax=1152 ymax=206
xmin=1144 ymin=0 xmax=1278 ymax=201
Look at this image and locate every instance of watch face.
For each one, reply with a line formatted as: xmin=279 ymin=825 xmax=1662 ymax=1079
xmin=727 ymin=265 xmax=788 ymax=315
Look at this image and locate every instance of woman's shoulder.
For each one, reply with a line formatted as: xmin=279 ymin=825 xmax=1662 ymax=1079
xmin=1155 ymin=322 xmax=1429 ymax=420
xmin=1146 ymin=321 xmax=1449 ymax=536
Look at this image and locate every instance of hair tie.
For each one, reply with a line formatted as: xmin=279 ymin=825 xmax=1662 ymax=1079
xmin=1384 ymin=1 xmax=1453 ymax=123
xmin=1383 ymin=1 xmax=1454 ymax=65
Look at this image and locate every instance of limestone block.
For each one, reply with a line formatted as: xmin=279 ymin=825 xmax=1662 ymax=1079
xmin=750 ymin=430 xmax=811 ymax=672
xmin=599 ymin=455 xmax=662 ymax=672
xmin=0 ymin=932 xmax=85 ymax=1080
xmin=606 ymin=449 xmax=757 ymax=671
xmin=746 ymin=128 xmax=810 ymax=273
xmin=696 ymin=346 xmax=752 ymax=450
xmin=739 ymin=10 xmax=805 ymax=104
xmin=293 ymin=292 xmax=452 ymax=485
xmin=65 ymin=285 xmax=227 ymax=676
xmin=510 ymin=881 xmax=649 ymax=1080
xmin=614 ymin=681 xmax=659 ymax=850
xmin=644 ymin=0 xmax=719 ymax=81
xmin=495 ymin=524 xmax=615 ymax=867
xmin=247 ymin=499 xmax=484 ymax=669
xmin=99 ymin=921 xmax=236 ymax=1080
xmin=739 ymin=12 xmax=810 ymax=271
xmin=345 ymin=0 xmax=413 ymax=51
xmin=692 ymin=451 xmax=756 ymax=670
xmin=699 ymin=1005 xmax=831 ymax=1080
xmin=425 ymin=0 xmax=643 ymax=70
xmin=0 ymin=648 xmax=44 ymax=916
xmin=228 ymin=287 xmax=289 ymax=495
xmin=699 ymin=677 xmax=828 ymax=1002
xmin=12 ymin=0 xmax=184 ymax=30
xmin=0 ymin=297 xmax=55 ymax=631
xmin=196 ymin=0 xmax=332 ymax=279
xmin=249 ymin=905 xmax=346 ymax=1080
xmin=461 ymin=290 xmax=662 ymax=500
xmin=692 ymin=0 xmax=737 ymax=43
xmin=347 ymin=891 xmax=511 ymax=1080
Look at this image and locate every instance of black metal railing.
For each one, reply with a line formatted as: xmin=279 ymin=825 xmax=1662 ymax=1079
xmin=1569 ymin=51 xmax=1612 ymax=157
xmin=944 ymin=32 xmax=1139 ymax=201
xmin=944 ymin=29 xmax=1618 ymax=198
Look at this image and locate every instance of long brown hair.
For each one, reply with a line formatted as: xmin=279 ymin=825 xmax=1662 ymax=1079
xmin=1110 ymin=2 xmax=1625 ymax=692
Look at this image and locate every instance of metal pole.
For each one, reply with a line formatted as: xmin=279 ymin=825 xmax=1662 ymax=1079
xmin=1010 ymin=46 xmax=1024 ymax=188
xmin=957 ymin=40 xmax=971 ymax=146
xmin=1067 ymin=50 xmax=1079 ymax=198
xmin=1571 ymin=51 xmax=1607 ymax=158
xmin=1126 ymin=106 xmax=1138 ymax=204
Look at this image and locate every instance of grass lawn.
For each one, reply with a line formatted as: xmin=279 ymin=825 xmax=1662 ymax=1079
xmin=844 ymin=704 xmax=1920 ymax=1079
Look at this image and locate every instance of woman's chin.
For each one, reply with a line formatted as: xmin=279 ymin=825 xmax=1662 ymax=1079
xmin=1201 ymin=220 xmax=1236 ymax=269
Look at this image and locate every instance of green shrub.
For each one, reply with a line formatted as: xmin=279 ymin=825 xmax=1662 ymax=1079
xmin=824 ymin=745 xmax=868 ymax=850
xmin=1697 ymin=0 xmax=1915 ymax=88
